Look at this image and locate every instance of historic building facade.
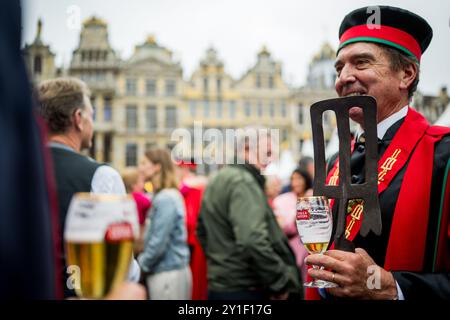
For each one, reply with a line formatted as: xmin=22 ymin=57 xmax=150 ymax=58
xmin=23 ymin=17 xmax=447 ymax=172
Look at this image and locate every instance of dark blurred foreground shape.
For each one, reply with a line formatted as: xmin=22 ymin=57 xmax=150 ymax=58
xmin=0 ymin=0 xmax=61 ymax=299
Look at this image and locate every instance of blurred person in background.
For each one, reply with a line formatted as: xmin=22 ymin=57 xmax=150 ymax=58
xmin=273 ymin=168 xmax=313 ymax=283
xmin=121 ymin=166 xmax=152 ymax=255
xmin=138 ymin=148 xmax=192 ymax=300
xmin=0 ymin=0 xmax=144 ymax=299
xmin=197 ymin=127 xmax=303 ymax=300
xmin=265 ymin=175 xmax=283 ymax=209
xmin=298 ymin=156 xmax=315 ymax=180
xmin=37 ymin=77 xmax=141 ymax=297
xmin=176 ymin=158 xmax=208 ymax=300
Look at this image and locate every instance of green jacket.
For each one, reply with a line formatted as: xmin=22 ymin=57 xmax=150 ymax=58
xmin=197 ymin=164 xmax=302 ymax=296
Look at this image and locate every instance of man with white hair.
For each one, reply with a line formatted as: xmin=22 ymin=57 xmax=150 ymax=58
xmin=197 ymin=127 xmax=302 ymax=300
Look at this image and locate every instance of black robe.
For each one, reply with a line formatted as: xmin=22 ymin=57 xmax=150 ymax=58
xmin=328 ymin=117 xmax=450 ymax=299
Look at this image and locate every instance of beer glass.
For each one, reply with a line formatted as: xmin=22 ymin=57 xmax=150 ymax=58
xmin=64 ymin=193 xmax=139 ymax=299
xmin=296 ymin=196 xmax=338 ymax=288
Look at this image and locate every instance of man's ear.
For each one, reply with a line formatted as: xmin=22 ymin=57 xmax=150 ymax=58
xmin=399 ymin=62 xmax=418 ymax=91
xmin=73 ymin=108 xmax=84 ymax=131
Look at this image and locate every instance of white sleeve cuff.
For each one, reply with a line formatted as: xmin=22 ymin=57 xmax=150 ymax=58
xmin=91 ymin=165 xmax=126 ymax=194
xmin=127 ymin=258 xmax=141 ymax=283
xmin=396 ymin=281 xmax=405 ymax=300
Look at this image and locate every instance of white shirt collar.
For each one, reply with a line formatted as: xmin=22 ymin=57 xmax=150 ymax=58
xmin=357 ymin=105 xmax=409 ymax=140
xmin=376 ymin=105 xmax=409 ymax=140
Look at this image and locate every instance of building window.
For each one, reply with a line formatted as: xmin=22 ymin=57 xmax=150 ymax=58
xmin=268 ymin=75 xmax=274 ymax=88
xmin=126 ymin=143 xmax=138 ymax=167
xmin=217 ymin=78 xmax=222 ymax=92
xmin=34 ymin=55 xmax=42 ymax=74
xmin=165 ymin=80 xmax=176 ymax=96
xmin=256 ymin=74 xmax=261 ymax=88
xmin=299 ymin=139 xmax=304 ymax=151
xmin=298 ymin=105 xmax=304 ymax=124
xmin=104 ymin=106 xmax=112 ymax=122
xmin=257 ymin=101 xmax=263 ymax=117
xmin=216 ymin=101 xmax=223 ymax=118
xmin=104 ymin=96 xmax=112 ymax=122
xmin=126 ymin=105 xmax=137 ymax=131
xmin=281 ymin=102 xmax=287 ymax=118
xmin=203 ymin=77 xmax=208 ymax=92
xmin=323 ymin=111 xmax=329 ymax=124
xmin=269 ymin=101 xmax=275 ymax=118
xmin=189 ymin=101 xmax=197 ymax=117
xmin=146 ymin=79 xmax=157 ymax=96
xmin=103 ymin=133 xmax=112 ymax=163
xmin=89 ymin=95 xmax=96 ymax=121
xmin=126 ymin=78 xmax=137 ymax=96
xmin=245 ymin=101 xmax=251 ymax=117
xmin=203 ymin=100 xmax=210 ymax=118
xmin=146 ymin=105 xmax=157 ymax=132
xmin=165 ymin=106 xmax=177 ymax=130
xmin=229 ymin=101 xmax=236 ymax=119
xmin=282 ymin=129 xmax=288 ymax=142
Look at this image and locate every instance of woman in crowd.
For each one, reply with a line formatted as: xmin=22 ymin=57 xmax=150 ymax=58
xmin=121 ymin=166 xmax=152 ymax=255
xmin=137 ymin=148 xmax=192 ymax=299
xmin=273 ymin=168 xmax=313 ymax=282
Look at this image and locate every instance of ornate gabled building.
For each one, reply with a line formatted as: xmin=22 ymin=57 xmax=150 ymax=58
xmin=412 ymin=87 xmax=449 ymax=124
xmin=306 ymin=42 xmax=336 ymax=90
xmin=23 ymin=19 xmax=57 ymax=84
xmin=69 ymin=16 xmax=121 ymax=164
xmin=234 ymin=46 xmax=292 ymax=143
xmin=115 ymin=35 xmax=183 ymax=168
xmin=181 ymin=47 xmax=240 ymax=174
xmin=291 ymin=42 xmax=337 ymax=158
xmin=184 ymin=47 xmax=239 ymax=129
xmin=24 ymin=16 xmax=448 ymax=173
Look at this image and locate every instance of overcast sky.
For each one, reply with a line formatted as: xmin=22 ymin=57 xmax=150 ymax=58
xmin=22 ymin=0 xmax=449 ymax=95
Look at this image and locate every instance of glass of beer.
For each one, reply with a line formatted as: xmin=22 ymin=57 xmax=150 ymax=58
xmin=296 ymin=196 xmax=338 ymax=288
xmin=64 ymin=193 xmax=139 ymax=299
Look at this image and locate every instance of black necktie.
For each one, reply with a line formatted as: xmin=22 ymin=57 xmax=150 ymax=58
xmin=350 ymin=134 xmax=387 ymax=184
xmin=350 ymin=134 xmax=367 ymax=184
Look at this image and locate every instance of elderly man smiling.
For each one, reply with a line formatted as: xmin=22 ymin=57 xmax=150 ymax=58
xmin=306 ymin=6 xmax=450 ymax=300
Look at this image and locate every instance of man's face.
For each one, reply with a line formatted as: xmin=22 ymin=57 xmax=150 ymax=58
xmin=80 ymin=96 xmax=94 ymax=150
xmin=245 ymin=134 xmax=273 ymax=171
xmin=334 ymin=42 xmax=404 ymax=126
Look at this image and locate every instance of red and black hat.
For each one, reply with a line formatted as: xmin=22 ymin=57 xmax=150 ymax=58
xmin=338 ymin=6 xmax=433 ymax=62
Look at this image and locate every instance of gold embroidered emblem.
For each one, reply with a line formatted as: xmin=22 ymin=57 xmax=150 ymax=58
xmin=342 ymin=148 xmax=401 ymax=239
xmin=378 ymin=148 xmax=401 ymax=183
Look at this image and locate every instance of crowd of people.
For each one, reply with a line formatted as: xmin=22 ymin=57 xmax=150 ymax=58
xmin=36 ymin=75 xmax=314 ymax=300
xmin=1 ymin=1 xmax=449 ymax=300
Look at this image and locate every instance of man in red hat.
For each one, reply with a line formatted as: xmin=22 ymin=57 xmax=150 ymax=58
xmin=306 ymin=6 xmax=450 ymax=299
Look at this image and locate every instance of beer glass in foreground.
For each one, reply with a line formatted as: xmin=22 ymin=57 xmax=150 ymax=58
xmin=296 ymin=196 xmax=338 ymax=288
xmin=64 ymin=193 xmax=139 ymax=299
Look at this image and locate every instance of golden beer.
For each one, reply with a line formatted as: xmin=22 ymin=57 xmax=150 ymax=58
xmin=303 ymin=242 xmax=329 ymax=254
xmin=66 ymin=240 xmax=133 ymax=299
xmin=64 ymin=193 xmax=139 ymax=298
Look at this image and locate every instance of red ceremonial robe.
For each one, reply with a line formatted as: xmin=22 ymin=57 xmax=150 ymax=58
xmin=306 ymin=108 xmax=450 ymax=300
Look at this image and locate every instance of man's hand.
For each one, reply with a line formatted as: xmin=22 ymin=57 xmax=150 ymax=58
xmin=305 ymin=248 xmax=398 ymax=300
xmin=105 ymin=282 xmax=147 ymax=300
